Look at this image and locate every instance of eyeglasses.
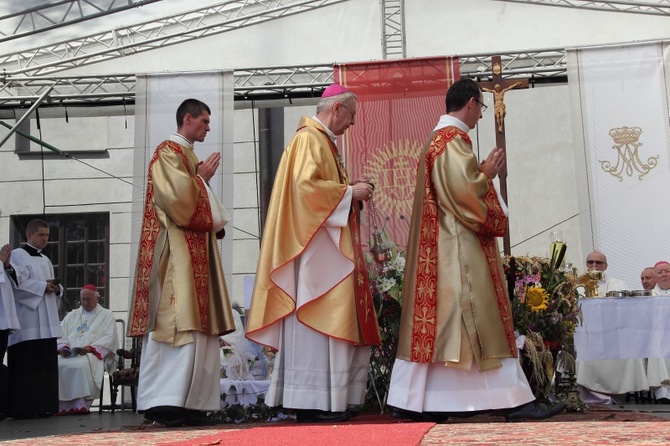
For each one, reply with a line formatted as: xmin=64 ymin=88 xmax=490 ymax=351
xmin=586 ymin=260 xmax=605 ymax=265
xmin=476 ymin=98 xmax=488 ymax=112
xmin=339 ymin=103 xmax=356 ymax=120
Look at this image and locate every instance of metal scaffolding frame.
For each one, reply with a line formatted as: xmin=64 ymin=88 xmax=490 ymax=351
xmin=0 ymin=0 xmax=350 ymax=77
xmin=380 ymin=0 xmax=406 ymax=60
xmin=0 ymin=0 xmax=165 ymax=43
xmin=2 ymin=0 xmax=666 ymax=109
xmin=495 ymin=0 xmax=670 ymax=16
xmin=0 ymin=48 xmax=568 ymax=109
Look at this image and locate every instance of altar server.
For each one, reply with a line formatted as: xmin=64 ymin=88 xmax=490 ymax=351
xmin=8 ymin=219 xmax=63 ymax=418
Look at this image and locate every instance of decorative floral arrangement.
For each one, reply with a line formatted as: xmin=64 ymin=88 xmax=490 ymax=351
xmin=504 ymin=255 xmax=582 ymax=349
xmin=366 ymin=237 xmax=405 ymax=341
xmin=503 ymin=255 xmax=582 ymax=398
xmin=363 ymin=231 xmax=405 ymax=412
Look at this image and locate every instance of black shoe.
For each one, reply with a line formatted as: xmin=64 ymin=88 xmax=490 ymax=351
xmin=183 ymin=410 xmax=219 ymax=426
xmin=143 ymin=406 xmax=187 ymax=427
xmin=657 ymin=397 xmax=670 ymax=405
xmin=390 ymin=407 xmax=448 ymax=423
xmin=296 ymin=409 xmax=352 ymax=423
xmin=505 ymin=400 xmax=566 ymax=422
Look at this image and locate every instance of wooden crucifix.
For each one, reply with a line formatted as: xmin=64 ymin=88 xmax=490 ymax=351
xmin=478 ymin=55 xmax=529 ymax=256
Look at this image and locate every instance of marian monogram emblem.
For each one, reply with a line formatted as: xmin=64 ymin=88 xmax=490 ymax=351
xmin=600 ymin=126 xmax=659 ymax=181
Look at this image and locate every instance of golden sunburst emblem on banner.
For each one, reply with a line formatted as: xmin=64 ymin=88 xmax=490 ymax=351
xmin=366 ymin=139 xmax=422 ymax=217
xmin=600 ymin=126 xmax=659 ymax=181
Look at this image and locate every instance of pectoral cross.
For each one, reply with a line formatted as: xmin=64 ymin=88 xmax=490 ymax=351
xmin=478 ymin=56 xmax=529 ymax=256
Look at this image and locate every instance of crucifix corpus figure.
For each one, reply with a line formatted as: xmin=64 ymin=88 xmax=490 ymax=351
xmin=479 ymin=57 xmax=529 ymax=134
xmin=483 ymin=82 xmax=522 ymax=133
xmin=478 ymin=56 xmax=529 ymax=255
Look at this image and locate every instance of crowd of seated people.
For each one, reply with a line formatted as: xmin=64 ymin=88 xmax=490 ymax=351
xmin=577 ymin=254 xmax=670 ymax=404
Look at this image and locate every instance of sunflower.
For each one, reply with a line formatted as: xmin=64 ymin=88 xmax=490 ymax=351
xmin=524 ymin=286 xmax=549 ymax=312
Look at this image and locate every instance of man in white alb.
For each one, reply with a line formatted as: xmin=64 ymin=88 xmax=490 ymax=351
xmin=8 ymin=219 xmax=63 ymax=419
xmin=646 ymin=261 xmax=670 ymax=402
xmin=1 ymin=243 xmax=22 ymax=421
xmin=585 ymin=251 xmax=627 ymax=296
xmin=640 ymin=267 xmax=656 ymax=291
xmin=576 ymin=251 xmax=648 ymax=404
xmin=57 ymin=284 xmax=118 ymax=415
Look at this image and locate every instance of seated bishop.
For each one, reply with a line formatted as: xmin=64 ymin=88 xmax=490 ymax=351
xmin=57 ymin=284 xmax=118 ymax=414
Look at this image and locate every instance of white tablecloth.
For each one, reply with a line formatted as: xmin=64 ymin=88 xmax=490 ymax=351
xmin=574 ymin=295 xmax=670 ymax=360
xmin=220 ymin=379 xmax=271 ymax=408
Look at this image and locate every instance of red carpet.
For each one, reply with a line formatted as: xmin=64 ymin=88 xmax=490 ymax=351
xmin=2 ymin=409 xmax=669 ymax=445
xmin=158 ymin=415 xmax=434 ymax=446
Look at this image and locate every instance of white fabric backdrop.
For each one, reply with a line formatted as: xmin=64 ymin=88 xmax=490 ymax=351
xmin=568 ymin=41 xmax=670 ymax=287
xmin=129 ymin=71 xmax=235 ymax=305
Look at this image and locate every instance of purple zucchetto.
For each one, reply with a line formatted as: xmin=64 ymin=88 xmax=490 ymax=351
xmin=321 ymin=84 xmax=352 ymax=98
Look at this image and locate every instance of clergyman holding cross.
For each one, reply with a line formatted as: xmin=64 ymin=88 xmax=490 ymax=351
xmin=482 ymin=82 xmax=522 ymax=133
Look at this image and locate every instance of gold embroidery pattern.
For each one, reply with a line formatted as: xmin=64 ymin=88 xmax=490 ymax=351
xmin=409 ymin=127 xmax=465 ymax=362
xmin=600 ymin=127 xmax=658 ymax=181
xmin=129 ymin=142 xmax=214 ymax=336
xmin=129 ymin=146 xmax=162 ymax=336
xmin=477 ymin=184 xmax=516 ymax=356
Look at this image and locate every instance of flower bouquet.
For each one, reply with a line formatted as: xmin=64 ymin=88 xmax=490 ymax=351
xmin=503 ymin=255 xmax=582 ymax=399
xmin=364 ymin=231 xmax=405 ymax=412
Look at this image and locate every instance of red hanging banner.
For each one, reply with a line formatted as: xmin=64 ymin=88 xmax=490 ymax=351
xmin=334 ymin=57 xmax=460 ymax=250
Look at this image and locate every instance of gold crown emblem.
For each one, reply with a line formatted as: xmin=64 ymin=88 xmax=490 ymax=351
xmin=609 ymin=126 xmax=642 ymax=145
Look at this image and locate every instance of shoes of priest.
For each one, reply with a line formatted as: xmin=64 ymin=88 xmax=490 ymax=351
xmin=389 ymin=406 xmax=449 ymax=423
xmin=505 ymin=400 xmax=566 ymax=422
xmin=295 ymin=409 xmax=352 ymax=423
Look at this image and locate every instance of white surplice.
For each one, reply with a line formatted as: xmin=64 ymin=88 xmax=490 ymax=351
xmin=0 ymin=266 xmax=21 ymax=331
xmin=263 ymin=186 xmax=371 ymax=412
xmin=8 ymin=247 xmax=62 ymax=345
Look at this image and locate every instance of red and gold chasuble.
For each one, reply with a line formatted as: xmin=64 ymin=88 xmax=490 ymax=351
xmin=129 ymin=140 xmax=234 ymax=342
xmin=397 ymin=126 xmax=516 ymax=370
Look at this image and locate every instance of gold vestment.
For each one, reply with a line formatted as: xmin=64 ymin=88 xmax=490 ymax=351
xmin=396 ymin=126 xmax=516 ymax=372
xmin=128 ymin=139 xmax=234 ymax=346
xmin=246 ymin=116 xmax=379 ymax=347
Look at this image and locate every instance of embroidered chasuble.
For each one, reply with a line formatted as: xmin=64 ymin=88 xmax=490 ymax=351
xmin=396 ymin=125 xmax=516 ymax=372
xmin=246 ymin=116 xmax=380 ymax=348
xmin=128 ymin=137 xmax=235 ymax=346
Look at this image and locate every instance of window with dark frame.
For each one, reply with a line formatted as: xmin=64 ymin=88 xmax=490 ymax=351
xmin=10 ymin=212 xmax=110 ymax=320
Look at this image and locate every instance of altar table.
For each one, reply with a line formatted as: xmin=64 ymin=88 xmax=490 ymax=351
xmin=574 ymin=295 xmax=670 ymax=361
